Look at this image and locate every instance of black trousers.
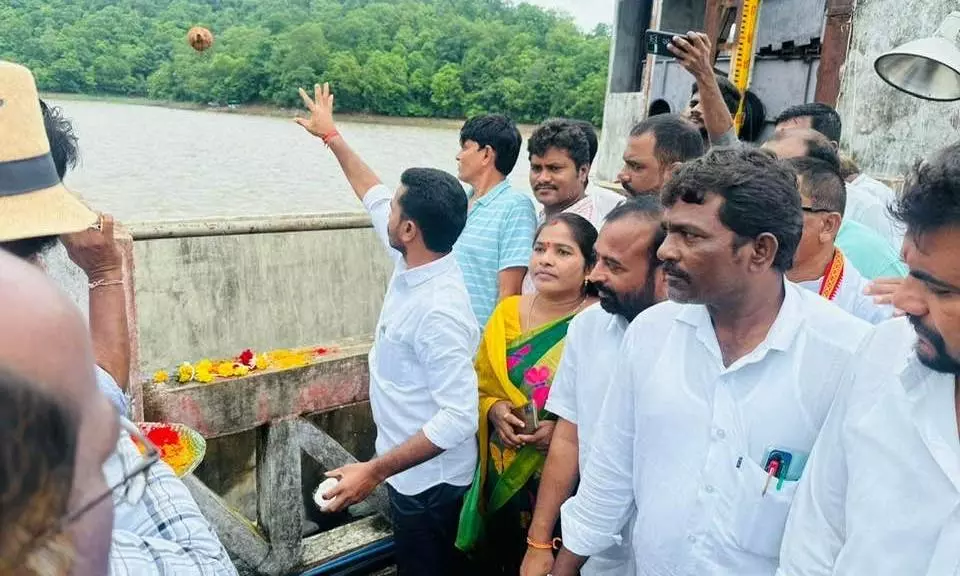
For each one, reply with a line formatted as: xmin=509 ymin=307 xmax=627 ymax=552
xmin=388 ymin=483 xmax=469 ymax=576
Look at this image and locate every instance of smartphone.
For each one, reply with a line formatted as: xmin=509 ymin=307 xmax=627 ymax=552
xmin=515 ymin=403 xmax=539 ymax=435
xmin=645 ymin=30 xmax=680 ymax=56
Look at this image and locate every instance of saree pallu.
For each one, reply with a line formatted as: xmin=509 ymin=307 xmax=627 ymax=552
xmin=457 ymin=296 xmax=574 ymax=571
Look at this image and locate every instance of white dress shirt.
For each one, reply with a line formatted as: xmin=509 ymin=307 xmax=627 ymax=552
xmin=845 ymin=181 xmax=901 ymax=251
xmin=546 ymin=303 xmax=633 ymax=576
xmin=363 ymin=184 xmax=481 ymax=496
xmin=561 ymin=281 xmax=871 ymax=575
xmin=797 ymin=256 xmax=894 ymax=325
xmin=847 ymin=173 xmax=904 ymax=250
xmin=777 ymin=318 xmax=960 ymax=576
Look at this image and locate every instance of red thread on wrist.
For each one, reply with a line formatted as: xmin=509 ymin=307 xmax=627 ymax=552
xmin=321 ymin=130 xmax=340 ymax=145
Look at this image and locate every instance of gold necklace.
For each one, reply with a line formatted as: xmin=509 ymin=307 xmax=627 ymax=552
xmin=527 ymin=292 xmax=586 ymax=329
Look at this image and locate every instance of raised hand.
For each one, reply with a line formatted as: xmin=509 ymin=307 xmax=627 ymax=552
xmin=62 ymin=213 xmax=123 ymax=281
xmin=668 ymin=32 xmax=715 ymax=82
xmin=295 ymin=82 xmax=338 ymax=139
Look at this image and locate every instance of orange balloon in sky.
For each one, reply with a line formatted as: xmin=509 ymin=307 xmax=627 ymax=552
xmin=187 ymin=27 xmax=214 ymax=52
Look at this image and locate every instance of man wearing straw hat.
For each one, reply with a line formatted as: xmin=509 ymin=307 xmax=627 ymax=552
xmin=0 ymin=66 xmax=130 ymax=414
xmin=0 ymin=61 xmax=237 ymax=575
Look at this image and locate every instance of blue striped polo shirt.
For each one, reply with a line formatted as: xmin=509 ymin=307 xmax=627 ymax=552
xmin=454 ymin=180 xmax=537 ymax=327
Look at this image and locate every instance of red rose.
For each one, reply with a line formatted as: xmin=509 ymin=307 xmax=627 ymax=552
xmin=238 ymin=349 xmax=255 ymax=367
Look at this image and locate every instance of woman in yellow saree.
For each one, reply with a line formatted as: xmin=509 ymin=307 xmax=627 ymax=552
xmin=458 ymin=213 xmax=599 ymax=574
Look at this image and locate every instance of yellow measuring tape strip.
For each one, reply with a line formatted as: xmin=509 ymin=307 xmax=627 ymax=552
xmin=728 ymin=0 xmax=762 ymax=132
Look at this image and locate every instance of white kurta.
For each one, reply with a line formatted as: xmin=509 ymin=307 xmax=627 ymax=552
xmin=546 ymin=304 xmax=633 ymax=575
xmin=561 ymin=282 xmax=871 ymax=575
xmin=777 ymin=318 xmax=960 ymax=576
xmin=797 ymin=256 xmax=894 ymax=325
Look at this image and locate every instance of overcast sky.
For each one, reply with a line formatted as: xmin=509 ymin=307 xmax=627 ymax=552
xmin=522 ymin=0 xmax=616 ymax=31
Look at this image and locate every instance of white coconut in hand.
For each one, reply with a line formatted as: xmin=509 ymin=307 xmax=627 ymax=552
xmin=313 ymin=477 xmax=340 ymax=512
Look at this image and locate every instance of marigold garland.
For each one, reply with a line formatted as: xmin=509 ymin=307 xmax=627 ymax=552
xmin=152 ymin=346 xmax=336 ymax=386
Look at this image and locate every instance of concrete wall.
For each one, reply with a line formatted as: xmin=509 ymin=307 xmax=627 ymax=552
xmin=43 ymin=214 xmax=392 ymax=377
xmin=131 ymin=223 xmax=391 ymax=373
xmin=607 ymin=0 xmax=653 ymax=94
xmin=43 ymin=214 xmax=390 ymax=519
xmin=838 ymin=1 xmax=959 ymax=176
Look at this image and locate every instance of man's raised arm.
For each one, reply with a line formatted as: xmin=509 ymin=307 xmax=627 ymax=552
xmin=296 ymin=83 xmax=397 ymax=258
xmin=669 ymin=32 xmax=737 ymax=146
xmin=296 ymin=83 xmax=381 ymax=201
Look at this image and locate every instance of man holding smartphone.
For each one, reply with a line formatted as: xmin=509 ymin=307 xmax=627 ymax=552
xmin=657 ymin=31 xmax=758 ymax=146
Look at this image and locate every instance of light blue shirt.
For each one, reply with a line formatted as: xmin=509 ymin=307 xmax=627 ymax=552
xmin=362 ymin=184 xmax=481 ymax=495
xmin=454 ymin=180 xmax=537 ymax=327
xmin=96 ymin=364 xmax=128 ymax=416
xmin=836 ymin=219 xmax=908 ymax=280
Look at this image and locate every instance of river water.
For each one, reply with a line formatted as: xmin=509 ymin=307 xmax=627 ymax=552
xmin=50 ymin=99 xmax=534 ymax=222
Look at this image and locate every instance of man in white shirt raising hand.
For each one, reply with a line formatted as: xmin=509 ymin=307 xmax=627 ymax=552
xmin=778 ymin=141 xmax=960 ymax=576
xmin=551 ymin=147 xmax=870 ymax=576
xmin=296 ymin=83 xmax=481 ymax=575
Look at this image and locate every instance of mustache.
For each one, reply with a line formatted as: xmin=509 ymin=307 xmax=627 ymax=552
xmin=662 ymin=262 xmax=691 ymax=282
xmin=909 ymin=314 xmax=944 ymax=346
xmin=595 ymin=282 xmax=614 ymax=297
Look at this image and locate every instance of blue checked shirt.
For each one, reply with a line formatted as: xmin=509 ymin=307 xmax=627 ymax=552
xmin=106 ymin=425 xmax=237 ymax=575
xmin=454 ymin=180 xmax=537 ymax=327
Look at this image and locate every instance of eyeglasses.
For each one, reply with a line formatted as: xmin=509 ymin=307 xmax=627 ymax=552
xmin=801 ymin=206 xmax=835 ymax=214
xmin=68 ymin=418 xmax=161 ymax=521
xmin=22 ymin=416 xmax=161 ymax=555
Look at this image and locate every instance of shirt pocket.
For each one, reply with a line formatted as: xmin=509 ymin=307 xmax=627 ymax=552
xmin=375 ymin=328 xmax=417 ymax=388
xmin=732 ymin=457 xmax=800 ymax=559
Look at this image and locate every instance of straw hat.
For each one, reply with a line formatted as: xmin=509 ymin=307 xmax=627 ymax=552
xmin=0 ymin=61 xmax=97 ymax=242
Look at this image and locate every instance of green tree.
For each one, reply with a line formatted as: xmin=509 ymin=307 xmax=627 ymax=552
xmin=5 ymin=0 xmax=611 ymax=124
xmin=430 ymin=63 xmax=464 ymax=117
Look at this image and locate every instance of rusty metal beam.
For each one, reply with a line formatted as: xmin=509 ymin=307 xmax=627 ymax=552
xmin=143 ymin=341 xmax=372 ymax=438
xmin=705 ymin=0 xmax=739 ymax=61
xmin=815 ymin=0 xmax=855 ymax=106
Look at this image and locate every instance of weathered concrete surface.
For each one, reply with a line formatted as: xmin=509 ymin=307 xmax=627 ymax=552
xmin=257 ymin=420 xmax=304 ymax=573
xmin=301 ymin=516 xmax=392 ymax=570
xmin=755 ymin=0 xmax=827 ymax=51
xmin=143 ymin=341 xmax=371 ymax=438
xmin=597 ymin=92 xmax=648 ymax=182
xmin=133 ymin=224 xmax=390 ymax=373
xmin=607 ymin=0 xmax=653 ymax=94
xmin=194 ymin=431 xmax=259 ymax=520
xmin=183 ymin=475 xmax=270 ymax=569
xmin=839 ymin=1 xmax=960 ymax=176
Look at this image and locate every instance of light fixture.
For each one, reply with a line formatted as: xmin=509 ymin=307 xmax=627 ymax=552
xmin=875 ymin=12 xmax=960 ymax=101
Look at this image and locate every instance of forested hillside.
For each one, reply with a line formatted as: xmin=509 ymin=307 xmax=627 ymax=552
xmin=1 ymin=0 xmax=611 ymax=124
